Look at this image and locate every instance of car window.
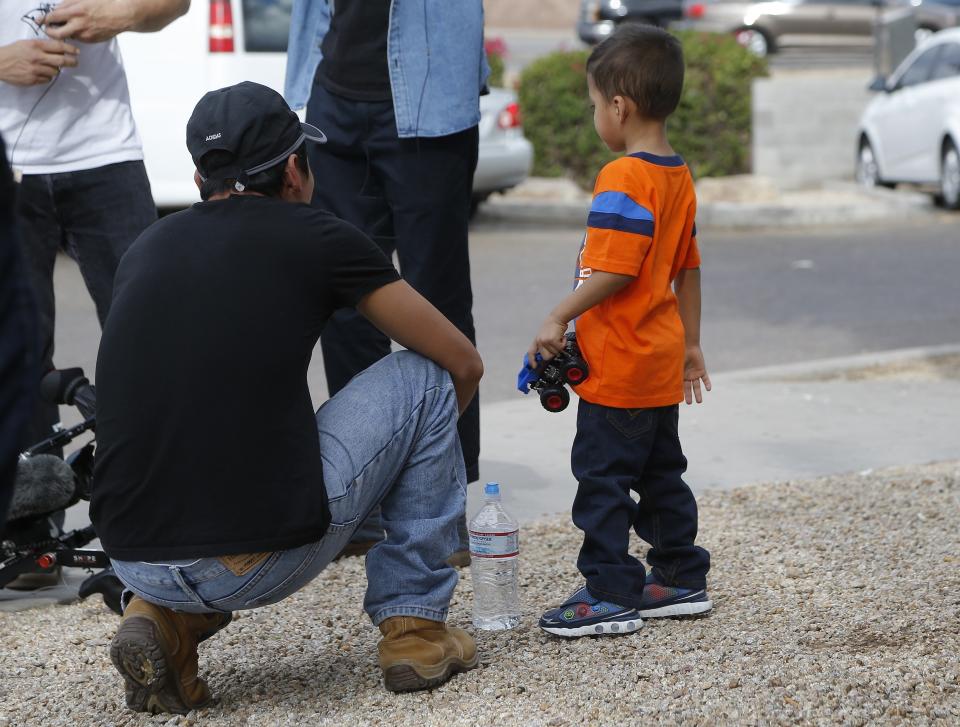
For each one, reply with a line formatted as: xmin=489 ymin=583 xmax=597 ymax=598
xmin=242 ymin=0 xmax=293 ymax=53
xmin=897 ymin=47 xmax=941 ymax=89
xmin=931 ymin=43 xmax=960 ymax=81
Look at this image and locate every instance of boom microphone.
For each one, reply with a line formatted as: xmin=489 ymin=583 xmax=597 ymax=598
xmin=8 ymin=455 xmax=77 ymax=522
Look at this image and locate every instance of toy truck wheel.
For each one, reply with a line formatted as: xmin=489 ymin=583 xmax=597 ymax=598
xmin=560 ymin=360 xmax=587 ymax=385
xmin=539 ymin=386 xmax=569 ymax=412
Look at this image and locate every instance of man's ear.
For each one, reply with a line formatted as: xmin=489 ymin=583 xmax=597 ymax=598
xmin=283 ymin=154 xmax=301 ymax=193
xmin=194 ymin=170 xmax=203 ymax=191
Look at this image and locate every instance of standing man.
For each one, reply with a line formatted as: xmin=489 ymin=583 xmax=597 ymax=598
xmin=0 ymin=133 xmax=37 ymax=527
xmin=0 ymin=0 xmax=189 ymax=451
xmin=285 ymin=1 xmax=487 ymax=559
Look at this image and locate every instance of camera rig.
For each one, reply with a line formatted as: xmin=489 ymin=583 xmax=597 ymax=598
xmin=1 ymin=368 xmax=122 ymax=614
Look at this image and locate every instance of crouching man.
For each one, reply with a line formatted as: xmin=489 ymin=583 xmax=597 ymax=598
xmin=90 ymin=82 xmax=483 ymax=714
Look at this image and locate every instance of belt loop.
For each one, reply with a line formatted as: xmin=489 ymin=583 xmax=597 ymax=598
xmin=168 ymin=565 xmax=207 ymax=608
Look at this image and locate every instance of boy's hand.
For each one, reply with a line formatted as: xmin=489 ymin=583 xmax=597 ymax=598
xmin=527 ymin=317 xmax=567 ymax=365
xmin=683 ymin=345 xmax=711 ymax=405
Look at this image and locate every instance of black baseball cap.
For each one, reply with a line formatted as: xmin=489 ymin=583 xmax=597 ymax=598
xmin=186 ymin=81 xmax=326 ymax=191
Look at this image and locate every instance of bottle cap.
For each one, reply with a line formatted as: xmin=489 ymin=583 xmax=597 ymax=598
xmin=484 ymin=482 xmax=500 ymax=496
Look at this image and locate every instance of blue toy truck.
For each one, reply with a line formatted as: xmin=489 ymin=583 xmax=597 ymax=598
xmin=517 ymin=332 xmax=590 ymax=412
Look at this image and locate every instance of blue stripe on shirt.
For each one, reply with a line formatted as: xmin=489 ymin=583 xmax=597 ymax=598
xmin=587 ymin=212 xmax=654 ymax=237
xmin=590 ymin=191 xmax=655 ymax=221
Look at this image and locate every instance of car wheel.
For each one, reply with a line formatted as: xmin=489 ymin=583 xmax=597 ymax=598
xmin=469 ymin=194 xmax=489 ymax=220
xmin=734 ymin=28 xmax=772 ymax=57
xmin=856 ymin=139 xmax=892 ymax=190
xmin=940 ymin=140 xmax=960 ymax=210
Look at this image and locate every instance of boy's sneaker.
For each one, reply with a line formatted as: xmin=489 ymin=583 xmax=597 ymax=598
xmin=538 ymin=586 xmax=643 ymax=638
xmin=639 ymin=571 xmax=712 ymax=618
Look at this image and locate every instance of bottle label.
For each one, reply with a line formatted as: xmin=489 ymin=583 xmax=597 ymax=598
xmin=469 ymin=529 xmax=519 ymax=558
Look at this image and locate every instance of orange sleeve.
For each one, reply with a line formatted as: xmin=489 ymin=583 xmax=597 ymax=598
xmin=682 ymin=230 xmax=701 ymax=269
xmin=580 ymin=164 xmax=654 ymax=277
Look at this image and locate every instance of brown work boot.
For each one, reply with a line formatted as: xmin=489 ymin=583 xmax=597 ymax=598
xmin=377 ymin=616 xmax=478 ymax=692
xmin=109 ymin=596 xmax=231 ymax=714
xmin=446 ymin=550 xmax=471 ymax=568
xmin=333 ymin=539 xmax=380 ymax=560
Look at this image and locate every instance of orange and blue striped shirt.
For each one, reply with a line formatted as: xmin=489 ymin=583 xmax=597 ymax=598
xmin=574 ymin=152 xmax=700 ymax=408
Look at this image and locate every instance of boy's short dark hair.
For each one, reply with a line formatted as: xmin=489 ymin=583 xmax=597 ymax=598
xmin=586 ymin=24 xmax=685 ymax=121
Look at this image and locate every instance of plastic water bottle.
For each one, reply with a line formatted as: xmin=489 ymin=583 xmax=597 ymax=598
xmin=469 ymin=482 xmax=521 ymax=630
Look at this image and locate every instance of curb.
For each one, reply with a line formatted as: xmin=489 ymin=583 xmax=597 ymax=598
xmin=476 ymin=181 xmax=937 ymax=230
xmin=717 ymin=343 xmax=960 ymax=383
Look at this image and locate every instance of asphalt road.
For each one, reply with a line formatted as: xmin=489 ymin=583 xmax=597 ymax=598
xmin=49 ymin=215 xmax=960 ymax=412
xmin=471 ymin=215 xmax=960 ymax=404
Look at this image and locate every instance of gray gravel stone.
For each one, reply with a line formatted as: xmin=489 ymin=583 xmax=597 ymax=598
xmin=1 ymin=462 xmax=958 ymax=726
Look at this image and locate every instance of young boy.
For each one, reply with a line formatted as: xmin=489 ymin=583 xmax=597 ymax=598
xmin=530 ymin=25 xmax=712 ymax=638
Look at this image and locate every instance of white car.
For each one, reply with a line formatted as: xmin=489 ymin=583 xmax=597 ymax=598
xmin=119 ymin=0 xmax=531 ymax=209
xmin=856 ymin=28 xmax=960 ymax=209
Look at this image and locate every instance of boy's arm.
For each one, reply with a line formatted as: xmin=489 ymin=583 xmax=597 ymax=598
xmin=674 ymin=267 xmax=711 ymax=404
xmin=527 ymin=270 xmax=633 ymax=363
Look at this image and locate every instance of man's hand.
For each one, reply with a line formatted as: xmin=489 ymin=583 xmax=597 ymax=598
xmin=0 ymin=40 xmax=78 ymax=86
xmin=43 ymin=0 xmax=135 ymax=43
xmin=683 ymin=344 xmax=711 ymax=405
xmin=527 ymin=317 xmax=567 ymax=366
xmin=43 ymin=0 xmax=190 ymax=44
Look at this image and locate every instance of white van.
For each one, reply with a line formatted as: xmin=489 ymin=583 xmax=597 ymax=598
xmin=119 ymin=0 xmax=531 ymax=209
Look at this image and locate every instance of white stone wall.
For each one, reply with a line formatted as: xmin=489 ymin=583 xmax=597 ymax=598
xmin=752 ymin=73 xmax=875 ymax=188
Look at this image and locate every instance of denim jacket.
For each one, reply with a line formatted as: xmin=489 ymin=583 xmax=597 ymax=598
xmin=285 ymin=0 xmax=489 ymax=138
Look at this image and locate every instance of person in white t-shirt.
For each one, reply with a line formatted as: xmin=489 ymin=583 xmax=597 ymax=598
xmin=0 ymin=0 xmax=188 ymax=453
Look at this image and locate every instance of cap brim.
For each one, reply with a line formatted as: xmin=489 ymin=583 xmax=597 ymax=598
xmin=302 ymin=122 xmax=327 ymax=144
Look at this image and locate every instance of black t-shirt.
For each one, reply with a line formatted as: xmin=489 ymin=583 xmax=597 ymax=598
xmin=317 ymin=0 xmax=392 ymax=102
xmin=90 ymin=196 xmax=399 ymax=561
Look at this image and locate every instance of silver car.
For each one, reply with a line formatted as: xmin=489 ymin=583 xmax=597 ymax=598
xmin=474 ymin=88 xmax=534 ymax=210
xmin=680 ymin=0 xmax=960 ymax=57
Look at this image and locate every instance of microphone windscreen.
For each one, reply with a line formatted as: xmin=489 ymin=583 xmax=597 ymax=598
xmin=8 ymin=455 xmax=76 ymax=522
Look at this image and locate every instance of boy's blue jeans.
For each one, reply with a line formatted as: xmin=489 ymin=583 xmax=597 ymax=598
xmin=571 ymin=400 xmax=710 ymax=609
xmin=111 ymin=352 xmax=466 ymax=626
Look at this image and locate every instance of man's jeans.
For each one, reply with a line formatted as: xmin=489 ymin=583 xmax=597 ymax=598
xmin=572 ymin=401 xmax=710 ymax=609
xmin=112 ymin=352 xmax=467 ymax=626
xmin=17 ymin=161 xmax=157 ymax=447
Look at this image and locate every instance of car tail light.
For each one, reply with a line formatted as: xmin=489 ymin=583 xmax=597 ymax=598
xmin=497 ymin=102 xmax=522 ymax=129
xmin=686 ymin=3 xmax=706 ymax=18
xmin=209 ymin=0 xmax=235 ymax=53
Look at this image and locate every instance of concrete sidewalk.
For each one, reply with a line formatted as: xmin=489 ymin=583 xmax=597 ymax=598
xmin=476 ymin=175 xmax=939 ymax=229
xmin=473 ymin=344 xmax=960 ymax=521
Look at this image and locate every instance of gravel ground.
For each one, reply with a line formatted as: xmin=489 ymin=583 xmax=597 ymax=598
xmin=1 ymin=462 xmax=958 ymax=727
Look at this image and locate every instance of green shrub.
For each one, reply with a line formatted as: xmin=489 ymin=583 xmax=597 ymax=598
xmin=518 ymin=31 xmax=768 ymax=190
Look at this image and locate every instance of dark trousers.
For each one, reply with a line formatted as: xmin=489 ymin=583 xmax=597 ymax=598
xmin=1 ymin=136 xmax=37 ymax=524
xmin=16 ymin=161 xmax=157 ymax=447
xmin=571 ymin=400 xmax=710 ymax=609
xmin=306 ymin=84 xmax=480 ymax=486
